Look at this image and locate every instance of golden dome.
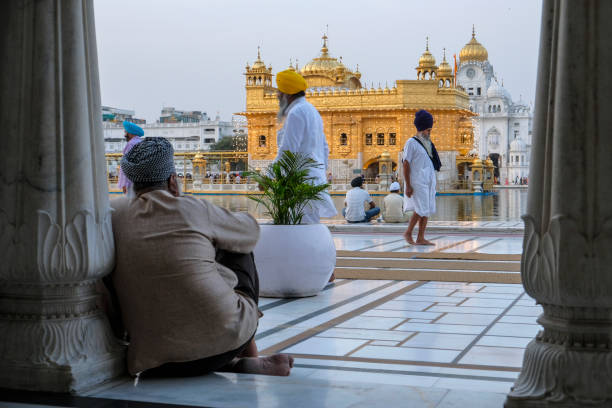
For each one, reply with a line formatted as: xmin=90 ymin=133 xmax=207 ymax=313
xmin=472 ymin=157 xmax=483 ymax=166
xmin=380 ymin=151 xmax=391 ymax=159
xmin=437 ymin=49 xmax=452 ymax=77
xmin=485 ymin=158 xmax=494 ymax=166
xmin=300 ymin=35 xmax=346 ymax=75
xmin=251 ymin=46 xmax=266 ymax=69
xmin=418 ymin=37 xmax=436 ymax=68
xmin=193 ymin=152 xmax=205 ymax=162
xmin=460 ymin=26 xmax=488 ymax=63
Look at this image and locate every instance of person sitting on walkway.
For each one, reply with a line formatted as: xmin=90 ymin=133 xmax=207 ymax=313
xmin=109 ymin=137 xmax=293 ymax=379
xmin=381 ymin=182 xmax=412 ymax=223
xmin=342 ymin=176 xmax=380 ymax=223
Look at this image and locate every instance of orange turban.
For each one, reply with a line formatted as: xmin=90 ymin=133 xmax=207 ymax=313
xmin=276 ymin=70 xmax=307 ymax=95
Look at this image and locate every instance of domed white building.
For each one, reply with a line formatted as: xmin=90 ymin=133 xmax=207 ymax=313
xmin=456 ymin=26 xmax=533 ymax=183
xmin=507 ymin=136 xmax=529 ymax=183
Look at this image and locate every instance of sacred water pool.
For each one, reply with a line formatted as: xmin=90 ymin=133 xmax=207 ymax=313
xmin=110 ymin=188 xmax=526 ymax=222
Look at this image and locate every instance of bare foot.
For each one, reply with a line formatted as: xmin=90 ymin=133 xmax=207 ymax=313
xmin=232 ymin=354 xmax=294 ymax=376
xmin=404 ymin=231 xmax=416 ymax=245
xmin=415 ymin=239 xmax=435 ymax=246
xmin=328 ymin=273 xmax=336 ymax=283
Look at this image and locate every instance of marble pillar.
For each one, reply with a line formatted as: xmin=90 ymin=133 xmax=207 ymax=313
xmin=506 ymin=1 xmax=612 ymax=406
xmin=0 ymin=0 xmax=124 ymax=392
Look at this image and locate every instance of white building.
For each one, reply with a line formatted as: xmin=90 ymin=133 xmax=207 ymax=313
xmin=104 ymin=110 xmax=245 ymax=177
xmin=104 ymin=118 xmax=235 ymax=154
xmin=456 ymin=27 xmax=533 ymax=183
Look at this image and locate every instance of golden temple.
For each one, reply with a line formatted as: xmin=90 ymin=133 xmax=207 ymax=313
xmin=240 ymin=35 xmax=476 ymax=182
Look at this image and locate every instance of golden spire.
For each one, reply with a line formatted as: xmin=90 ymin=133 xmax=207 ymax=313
xmin=252 ymin=45 xmax=266 ymax=69
xmin=437 ymin=47 xmax=452 ymax=77
xmin=418 ymin=36 xmax=436 ymax=68
xmin=321 ymin=33 xmax=329 ymax=55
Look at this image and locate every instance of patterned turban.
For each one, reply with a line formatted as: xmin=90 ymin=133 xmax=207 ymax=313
xmin=123 ymin=121 xmax=144 ymax=137
xmin=121 ymin=137 xmax=175 ymax=183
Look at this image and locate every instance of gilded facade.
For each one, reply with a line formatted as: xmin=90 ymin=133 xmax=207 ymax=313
xmin=240 ymin=37 xmax=476 ymax=184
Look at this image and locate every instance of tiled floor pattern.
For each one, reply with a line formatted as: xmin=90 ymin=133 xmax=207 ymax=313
xmin=260 ymin=280 xmax=540 ymax=392
xmin=78 ymin=278 xmax=540 ymax=407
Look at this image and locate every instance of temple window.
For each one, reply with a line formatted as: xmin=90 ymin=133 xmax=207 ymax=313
xmin=389 ymin=133 xmax=396 ymax=145
xmin=377 ymin=133 xmax=385 ymax=145
xmin=258 ymin=135 xmax=266 ymax=147
xmin=477 ymin=87 xmax=481 ymax=95
xmin=365 ymin=133 xmax=372 ymax=145
xmin=340 ymin=133 xmax=348 ymax=145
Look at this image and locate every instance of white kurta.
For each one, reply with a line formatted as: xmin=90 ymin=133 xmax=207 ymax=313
xmin=402 ymin=138 xmax=436 ymax=217
xmin=275 ymin=97 xmax=337 ymax=222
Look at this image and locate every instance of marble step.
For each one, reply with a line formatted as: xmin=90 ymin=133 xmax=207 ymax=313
xmin=336 ymin=250 xmax=521 ymax=262
xmin=333 ymin=266 xmax=521 ymax=284
xmin=336 ymin=257 xmax=520 ymax=272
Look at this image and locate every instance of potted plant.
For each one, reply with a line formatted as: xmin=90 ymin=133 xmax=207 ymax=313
xmin=248 ymin=151 xmax=336 ymax=297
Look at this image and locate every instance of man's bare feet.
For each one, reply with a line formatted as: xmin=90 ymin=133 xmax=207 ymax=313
xmin=404 ymin=230 xmax=416 ymax=245
xmin=231 ymin=354 xmax=294 ymax=376
xmin=415 ymin=239 xmax=435 ymax=246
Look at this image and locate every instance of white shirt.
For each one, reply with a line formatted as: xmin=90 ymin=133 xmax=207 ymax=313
xmin=275 ymin=97 xmax=337 ymax=219
xmin=382 ymin=193 xmax=408 ymax=222
xmin=402 ymin=138 xmax=437 ymax=217
xmin=344 ymin=187 xmax=373 ymax=221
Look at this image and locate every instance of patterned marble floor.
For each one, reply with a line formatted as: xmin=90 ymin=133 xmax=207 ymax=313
xmin=4 ymin=233 xmax=534 ymax=407
xmin=71 ymin=275 xmax=540 ymax=407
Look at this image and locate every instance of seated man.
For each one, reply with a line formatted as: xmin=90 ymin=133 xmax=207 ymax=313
xmin=381 ymin=182 xmax=412 ymax=223
xmin=342 ymin=176 xmax=380 ymax=223
xmin=110 ymin=137 xmax=293 ymax=379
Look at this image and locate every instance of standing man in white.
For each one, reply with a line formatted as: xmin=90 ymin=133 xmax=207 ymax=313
xmin=402 ymin=110 xmax=441 ymax=245
xmin=274 ymin=69 xmax=337 ymax=224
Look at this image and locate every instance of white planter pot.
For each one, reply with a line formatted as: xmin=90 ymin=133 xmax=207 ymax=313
xmin=254 ymin=223 xmax=336 ymax=298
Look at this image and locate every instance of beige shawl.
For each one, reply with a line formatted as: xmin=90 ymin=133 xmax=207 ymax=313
xmin=111 ymin=190 xmax=260 ymax=375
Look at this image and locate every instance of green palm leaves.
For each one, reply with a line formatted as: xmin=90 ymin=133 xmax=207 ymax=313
xmin=247 ymin=151 xmax=330 ymax=225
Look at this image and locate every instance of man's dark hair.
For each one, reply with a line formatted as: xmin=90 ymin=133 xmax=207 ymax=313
xmin=292 ymin=91 xmax=306 ymax=98
xmin=351 ymin=176 xmax=363 ymax=188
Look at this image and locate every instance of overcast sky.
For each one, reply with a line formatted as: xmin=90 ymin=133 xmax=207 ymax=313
xmin=94 ymin=0 xmax=542 ymax=123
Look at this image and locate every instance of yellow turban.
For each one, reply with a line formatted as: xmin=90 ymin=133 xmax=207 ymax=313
xmin=276 ymin=70 xmax=307 ymax=95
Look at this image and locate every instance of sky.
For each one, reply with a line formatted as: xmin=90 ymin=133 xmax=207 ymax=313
xmin=94 ymin=0 xmax=542 ymax=123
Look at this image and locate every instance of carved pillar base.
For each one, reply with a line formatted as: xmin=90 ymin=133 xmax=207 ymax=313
xmin=0 ymin=316 xmax=124 ymax=391
xmin=506 ymin=306 xmax=612 ymax=407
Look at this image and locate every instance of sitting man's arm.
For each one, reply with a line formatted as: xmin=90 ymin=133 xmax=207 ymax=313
xmin=205 ymin=202 xmax=260 ymax=254
xmin=366 ymin=191 xmax=375 ymax=209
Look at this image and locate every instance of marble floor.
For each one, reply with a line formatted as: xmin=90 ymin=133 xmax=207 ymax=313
xmin=3 ymin=232 xmax=535 ymax=407
xmin=63 ymin=276 xmax=539 ymax=408
xmin=332 ymin=232 xmax=524 ymax=256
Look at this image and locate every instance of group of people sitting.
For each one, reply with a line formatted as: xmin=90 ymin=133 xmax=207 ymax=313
xmin=343 ymin=176 xmax=411 ymax=224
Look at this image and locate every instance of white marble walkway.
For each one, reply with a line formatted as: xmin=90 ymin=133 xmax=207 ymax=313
xmin=78 ymin=276 xmax=538 ymax=407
